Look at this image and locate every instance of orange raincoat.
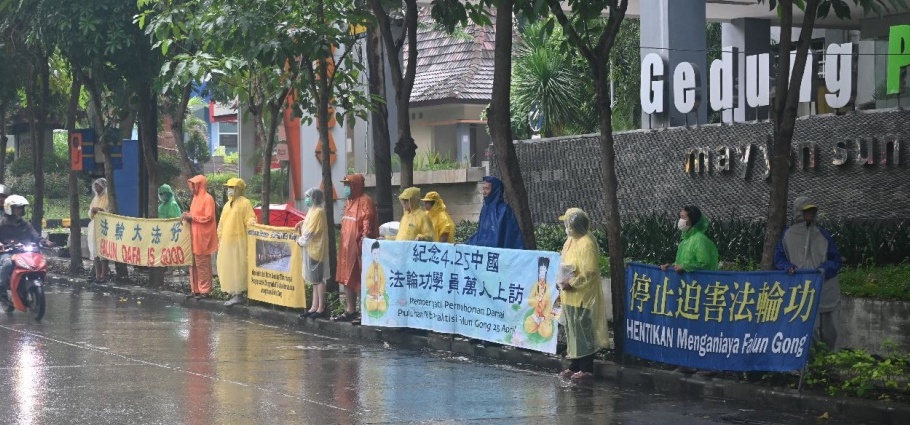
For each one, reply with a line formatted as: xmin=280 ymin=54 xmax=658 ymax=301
xmin=336 ymin=174 xmax=377 ymax=289
xmin=188 ymin=175 xmax=218 ymax=255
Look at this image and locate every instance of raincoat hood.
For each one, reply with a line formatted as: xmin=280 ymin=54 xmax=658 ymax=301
xmin=398 ymin=187 xmax=422 ymax=212
xmin=482 ymin=176 xmax=505 ymax=205
xmin=792 ymin=196 xmax=817 ymax=223
xmin=188 ymin=175 xmax=208 ymax=196
xmin=343 ymin=174 xmax=366 ymax=199
xmin=158 ymin=184 xmax=175 ymax=201
xmin=559 ymin=208 xmax=590 ymax=238
xmin=682 ymin=213 xmax=710 ymax=240
xmin=225 ymin=178 xmax=247 ymax=197
xmin=93 ymin=178 xmax=108 ymax=195
xmin=422 ymin=191 xmax=447 ymax=212
xmin=305 ymin=187 xmax=325 ymax=208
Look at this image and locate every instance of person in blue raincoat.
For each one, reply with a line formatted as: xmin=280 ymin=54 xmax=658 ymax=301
xmin=465 ymin=176 xmax=525 ymax=249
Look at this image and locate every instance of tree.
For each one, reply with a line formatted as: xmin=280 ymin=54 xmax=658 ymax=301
xmin=433 ymin=0 xmax=538 ymax=249
xmin=757 ymin=0 xmax=907 ymax=269
xmin=545 ymin=0 xmax=629 ymax=357
xmin=365 ymin=22 xmax=395 ymax=224
xmin=368 ymin=0 xmax=419 ymax=190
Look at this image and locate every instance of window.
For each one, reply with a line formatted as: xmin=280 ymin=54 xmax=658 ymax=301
xmin=219 ymin=122 xmax=238 ymax=154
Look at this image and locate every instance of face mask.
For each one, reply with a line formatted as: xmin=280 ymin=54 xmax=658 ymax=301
xmin=304 ymin=197 xmax=313 ymax=207
xmin=564 ymin=225 xmax=571 ymax=237
xmin=158 ymin=194 xmax=166 ymax=202
xmin=343 ymin=186 xmax=352 ymax=198
xmin=226 ymin=188 xmax=235 ymax=197
xmin=677 ymin=218 xmax=691 ymax=232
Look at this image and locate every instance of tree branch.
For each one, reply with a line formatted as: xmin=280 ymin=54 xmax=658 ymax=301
xmin=545 ymin=0 xmax=596 ymax=64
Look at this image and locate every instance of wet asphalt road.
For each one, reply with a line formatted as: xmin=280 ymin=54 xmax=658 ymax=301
xmin=0 ymin=285 xmax=871 ymax=425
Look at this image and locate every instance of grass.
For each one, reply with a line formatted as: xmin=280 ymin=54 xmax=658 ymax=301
xmin=840 ymin=264 xmax=910 ymax=302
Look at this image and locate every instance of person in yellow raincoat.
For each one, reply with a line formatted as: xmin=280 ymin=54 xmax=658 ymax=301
xmin=422 ymin=191 xmax=455 ymax=243
xmin=395 ymin=187 xmax=434 ymax=241
xmin=296 ymin=188 xmax=330 ymax=319
xmin=557 ymin=208 xmax=608 ymax=381
xmin=364 ymin=240 xmax=387 ymax=314
xmin=524 ymin=257 xmax=554 ymax=339
xmin=218 ymin=178 xmax=256 ymax=307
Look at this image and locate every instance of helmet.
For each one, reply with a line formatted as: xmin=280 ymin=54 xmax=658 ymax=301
xmin=0 ymin=184 xmax=10 ymax=197
xmin=4 ymin=195 xmax=29 ymax=216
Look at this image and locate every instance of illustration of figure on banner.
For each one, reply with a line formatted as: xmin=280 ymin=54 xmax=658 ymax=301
xmin=523 ymin=257 xmax=555 ymax=341
xmin=364 ymin=240 xmax=388 ymax=317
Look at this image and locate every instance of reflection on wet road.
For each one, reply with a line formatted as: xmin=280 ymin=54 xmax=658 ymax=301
xmin=0 ymin=286 xmax=871 ymax=424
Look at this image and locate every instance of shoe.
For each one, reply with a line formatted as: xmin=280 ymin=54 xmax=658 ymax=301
xmin=186 ymin=293 xmax=198 ymax=299
xmin=558 ymin=369 xmax=574 ymax=378
xmin=194 ymin=293 xmax=210 ymax=300
xmin=570 ymin=371 xmax=594 ymax=381
xmin=224 ymin=295 xmax=244 ymax=307
xmin=299 ymin=311 xmax=315 ymax=319
xmin=332 ymin=311 xmax=358 ymax=322
xmin=310 ymin=311 xmax=328 ymax=319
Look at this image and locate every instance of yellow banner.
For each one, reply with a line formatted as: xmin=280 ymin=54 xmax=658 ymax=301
xmin=94 ymin=212 xmax=193 ymax=267
xmin=246 ymin=223 xmax=306 ymax=308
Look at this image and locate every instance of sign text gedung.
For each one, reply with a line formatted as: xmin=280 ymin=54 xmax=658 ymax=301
xmin=641 ymin=25 xmax=910 ymax=120
xmin=685 ymin=136 xmax=901 ymax=179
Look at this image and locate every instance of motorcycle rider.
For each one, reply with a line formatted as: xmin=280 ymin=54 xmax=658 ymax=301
xmin=0 ymin=196 xmax=49 ymax=299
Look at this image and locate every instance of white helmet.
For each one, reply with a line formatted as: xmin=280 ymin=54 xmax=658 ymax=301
xmin=4 ymin=195 xmax=29 ymax=216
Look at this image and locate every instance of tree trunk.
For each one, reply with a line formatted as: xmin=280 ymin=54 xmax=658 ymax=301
xmin=26 ymin=55 xmax=50 ymax=234
xmin=760 ymin=0 xmax=820 ymax=269
xmin=487 ymin=1 xmax=536 ymax=249
xmin=366 ymin=24 xmax=394 ymax=224
xmin=66 ymin=74 xmax=84 ymax=275
xmin=0 ymin=105 xmax=8 ymax=183
xmin=317 ymin=81 xmax=339 ymax=294
xmin=260 ymin=102 xmax=283 ymax=226
xmin=138 ymin=83 xmax=165 ymax=287
xmin=595 ymin=65 xmax=627 ymax=359
xmin=170 ymin=83 xmax=197 ymax=176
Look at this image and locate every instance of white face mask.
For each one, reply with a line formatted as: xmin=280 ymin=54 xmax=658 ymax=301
xmin=158 ymin=194 xmax=166 ymax=202
xmin=564 ymin=225 xmax=571 ymax=237
xmin=677 ymin=218 xmax=691 ymax=232
xmin=226 ymin=188 xmax=235 ymax=197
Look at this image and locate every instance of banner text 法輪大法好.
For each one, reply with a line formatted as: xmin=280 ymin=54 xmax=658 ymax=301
xmin=94 ymin=212 xmax=192 ymax=267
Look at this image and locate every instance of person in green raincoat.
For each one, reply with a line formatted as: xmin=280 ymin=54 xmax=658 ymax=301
xmin=660 ymin=205 xmax=719 ymax=272
xmin=557 ymin=208 xmax=609 ymax=381
xmin=157 ymin=184 xmax=182 ymax=219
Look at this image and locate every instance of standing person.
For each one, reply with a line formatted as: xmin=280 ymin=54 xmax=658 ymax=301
xmin=395 ymin=187 xmax=434 ymax=241
xmin=157 ymin=184 xmax=182 ymax=219
xmin=184 ymin=175 xmax=217 ymax=299
xmin=218 ymin=178 xmax=256 ymax=307
xmin=422 ymin=191 xmax=455 ymax=243
xmin=775 ymin=197 xmax=842 ymax=350
xmin=334 ymin=174 xmax=378 ymax=322
xmin=296 ymin=188 xmax=330 ymax=318
xmin=465 ymin=176 xmax=524 ymax=249
xmin=87 ymin=178 xmax=110 ymax=283
xmin=660 ymin=205 xmax=719 ymax=273
xmin=557 ymin=208 xmax=608 ymax=381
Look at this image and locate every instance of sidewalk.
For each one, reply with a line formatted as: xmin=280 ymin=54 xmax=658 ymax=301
xmin=45 ymin=263 xmax=910 ymax=424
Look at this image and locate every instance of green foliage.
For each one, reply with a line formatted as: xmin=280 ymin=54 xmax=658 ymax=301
xmin=454 ymin=220 xmax=477 ymax=243
xmin=157 ymin=151 xmax=184 ymax=188
xmin=186 ymin=131 xmax=211 ymax=166
xmin=413 ymin=151 xmax=469 ymax=172
xmin=840 ymin=264 xmax=910 ymax=301
xmin=805 ymin=342 xmax=910 ymax=399
xmin=224 ymin=151 xmax=239 ymax=165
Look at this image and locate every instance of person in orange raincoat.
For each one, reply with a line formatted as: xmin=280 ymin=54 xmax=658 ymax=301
xmin=334 ymin=174 xmax=377 ymax=322
xmin=183 ymin=175 xmax=218 ymax=299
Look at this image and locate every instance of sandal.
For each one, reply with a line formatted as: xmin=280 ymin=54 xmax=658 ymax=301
xmin=570 ymin=371 xmax=594 ymax=381
xmin=558 ymin=369 xmax=574 ymax=378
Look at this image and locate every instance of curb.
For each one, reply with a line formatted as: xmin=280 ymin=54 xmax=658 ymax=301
xmin=47 ymin=274 xmax=910 ymax=424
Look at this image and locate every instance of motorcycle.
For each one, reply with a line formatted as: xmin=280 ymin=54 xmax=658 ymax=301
xmin=0 ymin=243 xmax=47 ymax=321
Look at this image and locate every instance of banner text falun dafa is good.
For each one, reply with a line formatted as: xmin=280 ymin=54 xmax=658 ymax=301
xmin=246 ymin=223 xmax=307 ymax=309
xmin=94 ymin=212 xmax=192 ymax=267
xmin=360 ymin=238 xmax=562 ymax=354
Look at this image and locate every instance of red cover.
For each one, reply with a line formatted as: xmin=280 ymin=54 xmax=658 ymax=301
xmin=253 ymin=202 xmax=306 ymax=228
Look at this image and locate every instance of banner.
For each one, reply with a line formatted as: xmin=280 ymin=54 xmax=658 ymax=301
xmin=246 ymin=224 xmax=306 ymax=308
xmin=624 ymin=262 xmax=824 ymax=372
xmin=94 ymin=212 xmax=192 ymax=267
xmin=360 ymin=239 xmax=562 ymax=354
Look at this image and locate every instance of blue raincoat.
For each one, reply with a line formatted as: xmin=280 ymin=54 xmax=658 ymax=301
xmin=465 ymin=176 xmax=525 ymax=249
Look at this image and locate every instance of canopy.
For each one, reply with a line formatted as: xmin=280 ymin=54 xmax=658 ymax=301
xmin=253 ymin=202 xmax=306 ymax=228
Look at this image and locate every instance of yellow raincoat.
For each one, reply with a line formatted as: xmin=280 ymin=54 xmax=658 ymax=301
xmin=395 ymin=187 xmax=434 ymax=241
xmin=422 ymin=191 xmax=455 ymax=243
xmin=216 ymin=178 xmax=256 ymax=294
xmin=559 ymin=208 xmax=609 ymax=359
xmin=300 ymin=188 xmax=330 ymax=284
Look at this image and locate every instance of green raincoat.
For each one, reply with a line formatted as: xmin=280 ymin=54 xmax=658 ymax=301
xmin=674 ymin=215 xmax=719 ymax=271
xmin=157 ymin=184 xmax=182 ymax=219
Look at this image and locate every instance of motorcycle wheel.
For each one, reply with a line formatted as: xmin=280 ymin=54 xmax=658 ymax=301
xmin=26 ymin=285 xmax=45 ymax=321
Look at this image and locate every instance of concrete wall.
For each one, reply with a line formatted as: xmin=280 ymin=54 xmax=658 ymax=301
xmin=363 ymin=167 xmax=485 ymax=224
xmin=839 ymin=297 xmax=910 ymax=356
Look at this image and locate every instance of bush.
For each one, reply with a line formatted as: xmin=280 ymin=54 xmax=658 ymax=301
xmin=45 ymin=173 xmax=70 ymax=199
xmin=158 ymin=151 xmax=184 ymax=188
